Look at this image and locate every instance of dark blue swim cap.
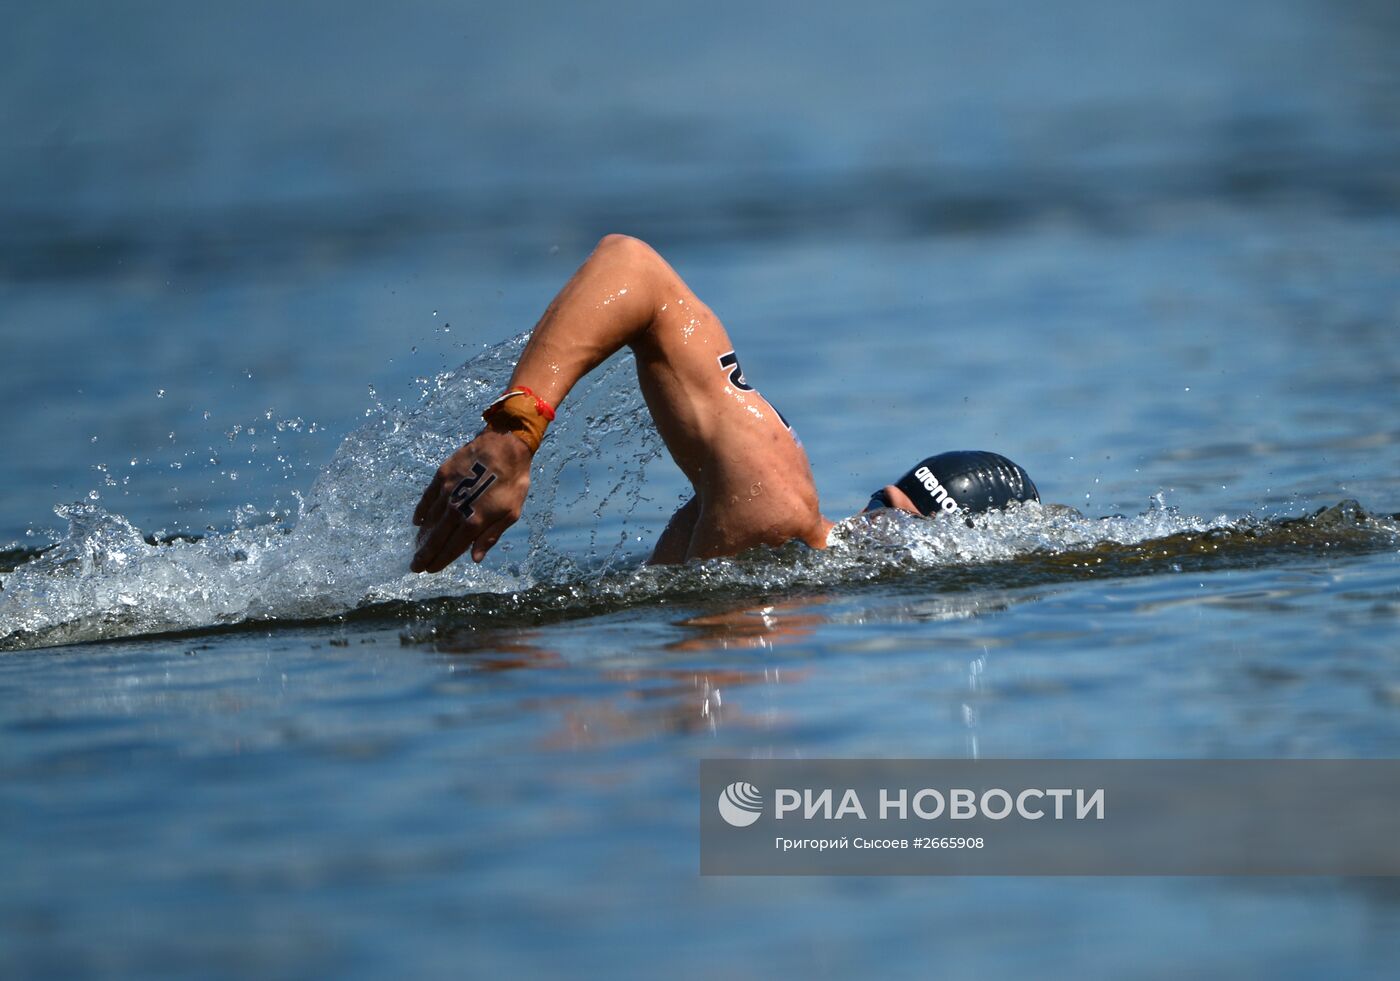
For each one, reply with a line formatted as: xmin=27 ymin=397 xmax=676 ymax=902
xmin=867 ymin=450 xmax=1039 ymax=517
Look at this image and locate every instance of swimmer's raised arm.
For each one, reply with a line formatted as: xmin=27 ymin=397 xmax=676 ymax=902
xmin=412 ymin=235 xmax=702 ymax=572
xmin=413 ymin=234 xmax=1041 ymax=572
xmin=501 ymin=234 xmax=674 ymax=410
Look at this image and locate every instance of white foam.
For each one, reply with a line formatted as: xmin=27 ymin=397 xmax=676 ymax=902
xmin=0 ymin=335 xmax=667 ymax=650
xmin=4 ymin=333 xmax=1372 ymax=652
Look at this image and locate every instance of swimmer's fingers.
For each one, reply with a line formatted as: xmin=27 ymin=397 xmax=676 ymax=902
xmin=470 ymin=512 xmax=517 ymax=563
xmin=422 ymin=520 xmax=477 ymax=575
xmin=413 ymin=473 xmax=446 ymax=527
xmin=420 ymin=488 xmax=450 ymax=531
xmin=411 ymin=511 xmax=473 ymax=573
xmin=411 ymin=498 xmax=521 ymax=572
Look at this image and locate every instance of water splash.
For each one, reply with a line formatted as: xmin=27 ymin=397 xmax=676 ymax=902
xmin=401 ymin=498 xmax=1399 ymax=644
xmin=2 ymin=333 xmax=1396 ymax=652
xmin=0 ymin=334 xmax=665 ymax=651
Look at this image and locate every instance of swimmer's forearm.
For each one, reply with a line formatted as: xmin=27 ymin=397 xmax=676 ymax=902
xmin=415 ymin=236 xmax=665 ymax=572
xmin=506 ymin=235 xmax=662 ymax=407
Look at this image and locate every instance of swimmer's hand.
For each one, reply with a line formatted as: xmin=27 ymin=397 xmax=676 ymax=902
xmin=411 ymin=429 xmax=532 ymax=572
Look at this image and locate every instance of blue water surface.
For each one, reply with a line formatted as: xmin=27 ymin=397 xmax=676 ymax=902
xmin=3 ymin=1 xmax=1400 ymax=977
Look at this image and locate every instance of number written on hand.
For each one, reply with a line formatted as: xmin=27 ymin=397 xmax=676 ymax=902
xmin=448 ymin=462 xmax=497 ymax=520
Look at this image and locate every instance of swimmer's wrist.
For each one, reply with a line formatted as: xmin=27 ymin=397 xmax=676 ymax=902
xmin=474 ymin=425 xmax=536 ymax=463
xmin=481 ymin=386 xmax=554 ymax=453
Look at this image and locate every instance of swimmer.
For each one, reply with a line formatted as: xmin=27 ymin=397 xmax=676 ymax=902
xmin=411 ymin=235 xmax=1038 ymax=572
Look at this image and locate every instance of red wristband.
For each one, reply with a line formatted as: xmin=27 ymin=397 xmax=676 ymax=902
xmin=484 ymin=386 xmax=555 ymax=422
xmin=512 ymin=385 xmax=556 ymax=421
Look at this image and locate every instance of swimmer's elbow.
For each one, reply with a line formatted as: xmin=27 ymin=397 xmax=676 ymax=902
xmin=594 ymin=233 xmax=659 ymax=265
xmin=592 ymin=235 xmax=667 ymax=317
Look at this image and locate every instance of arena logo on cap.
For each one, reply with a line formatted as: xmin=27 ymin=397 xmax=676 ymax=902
xmin=914 ymin=467 xmax=959 ymax=513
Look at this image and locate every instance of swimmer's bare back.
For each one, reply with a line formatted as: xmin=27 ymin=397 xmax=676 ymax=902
xmin=411 ymin=235 xmax=833 ymax=573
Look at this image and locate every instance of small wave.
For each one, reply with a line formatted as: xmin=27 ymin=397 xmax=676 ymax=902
xmin=2 ymin=333 xmax=1397 ymax=652
xmin=4 ymin=487 xmax=1394 ymax=653
xmin=396 ymin=498 xmax=1399 ymax=649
